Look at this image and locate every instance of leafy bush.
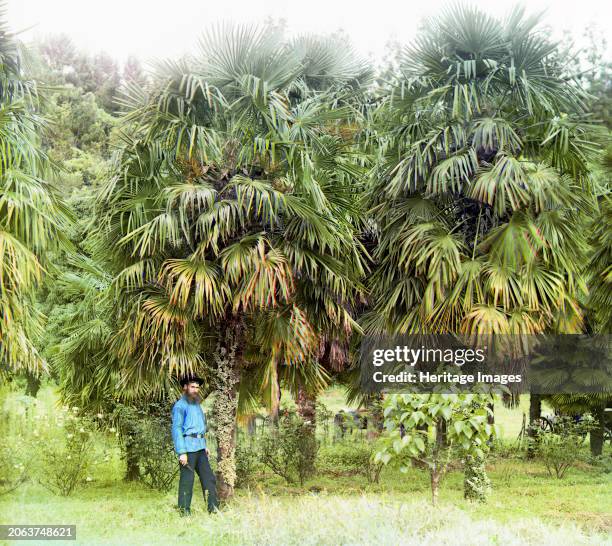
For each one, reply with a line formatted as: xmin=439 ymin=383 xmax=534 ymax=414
xmin=114 ymin=402 xmax=177 ymax=492
xmin=317 ymin=441 xmax=383 ymax=483
xmin=35 ymin=408 xmax=95 ymax=496
xmin=235 ymin=438 xmax=260 ymax=488
xmin=259 ymin=412 xmax=318 ymax=486
xmin=0 ymin=441 xmax=27 ymax=496
xmin=533 ymin=417 xmax=589 ymax=478
xmin=490 ymin=438 xmax=525 ymax=459
xmin=589 ymin=454 xmax=612 ymax=474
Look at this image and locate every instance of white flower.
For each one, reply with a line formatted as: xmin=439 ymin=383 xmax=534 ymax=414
xmin=79 ymin=427 xmax=85 ymax=433
xmin=109 ymin=427 xmax=116 ymax=433
xmin=67 ymin=456 xmax=72 ymax=460
xmin=86 ymin=476 xmax=92 ymax=482
xmin=67 ymin=433 xmax=74 ymax=439
xmin=96 ymin=413 xmax=103 ymax=419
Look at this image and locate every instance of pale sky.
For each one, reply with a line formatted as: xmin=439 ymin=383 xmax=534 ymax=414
xmin=9 ymin=0 xmax=612 ymax=65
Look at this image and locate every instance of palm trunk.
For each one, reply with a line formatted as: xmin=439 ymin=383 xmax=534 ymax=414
xmin=487 ymin=402 xmax=495 ymax=425
xmin=527 ymin=393 xmax=541 ymax=458
xmin=296 ymin=384 xmax=316 ymax=426
xmin=268 ymin=359 xmax=281 ymax=426
xmin=463 ymin=454 xmax=491 ymax=503
xmin=124 ymin=441 xmax=141 ymax=482
xmin=296 ymin=384 xmax=317 ymax=454
xmin=25 ymin=372 xmax=41 ymax=398
xmin=366 ymin=394 xmax=385 ymax=440
xmin=122 ymin=427 xmax=140 ymax=481
xmin=429 ymin=419 xmax=447 ymax=505
xmin=590 ymin=405 xmax=605 ymax=457
xmin=212 ymin=317 xmax=243 ymax=502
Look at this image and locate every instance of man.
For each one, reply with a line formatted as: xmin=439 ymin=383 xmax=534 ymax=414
xmin=171 ymin=375 xmax=219 ymax=515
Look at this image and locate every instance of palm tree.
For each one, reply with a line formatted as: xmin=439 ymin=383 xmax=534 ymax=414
xmin=366 ymin=6 xmax=598 ymax=430
xmin=587 ymin=196 xmax=612 ymax=334
xmin=0 ymin=4 xmax=70 ymax=377
xmin=96 ymin=26 xmax=369 ymax=499
xmin=555 ymin=195 xmax=612 ymax=456
xmin=49 ymin=249 xmax=172 ymax=480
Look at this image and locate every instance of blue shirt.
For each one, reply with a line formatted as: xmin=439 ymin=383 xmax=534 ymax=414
xmin=171 ymin=395 xmax=207 ymax=455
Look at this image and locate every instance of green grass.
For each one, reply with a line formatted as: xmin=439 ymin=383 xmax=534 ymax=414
xmin=1 ymin=386 xmax=610 ymax=545
xmin=1 ymin=467 xmax=610 ymax=546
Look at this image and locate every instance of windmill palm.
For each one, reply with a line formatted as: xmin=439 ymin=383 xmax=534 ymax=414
xmin=367 ymin=5 xmax=596 ymax=337
xmin=365 ymin=6 xmax=599 ymax=435
xmin=546 ymin=197 xmax=612 ymax=457
xmin=96 ymin=25 xmax=369 ymax=499
xmin=0 ymin=5 xmax=70 ymax=377
xmin=587 ymin=196 xmax=612 ymax=334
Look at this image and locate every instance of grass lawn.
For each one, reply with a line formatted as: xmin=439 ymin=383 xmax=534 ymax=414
xmin=1 ymin=460 xmax=610 ymax=546
xmin=1 ymin=386 xmax=610 ymax=545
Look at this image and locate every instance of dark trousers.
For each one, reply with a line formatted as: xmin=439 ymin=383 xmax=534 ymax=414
xmin=178 ymin=449 xmax=219 ymax=514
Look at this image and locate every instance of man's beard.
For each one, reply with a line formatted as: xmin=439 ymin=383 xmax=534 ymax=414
xmin=186 ymin=392 xmax=202 ymax=403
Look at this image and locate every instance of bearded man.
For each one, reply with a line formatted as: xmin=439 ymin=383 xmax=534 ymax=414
xmin=171 ymin=376 xmax=219 ymax=515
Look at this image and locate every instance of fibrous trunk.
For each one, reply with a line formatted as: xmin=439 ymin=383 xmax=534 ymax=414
xmin=268 ymin=359 xmax=281 ymax=426
xmin=590 ymin=405 xmax=605 ymax=457
xmin=296 ymin=383 xmax=317 ymax=449
xmin=527 ymin=393 xmax=541 ymax=458
xmin=463 ymin=455 xmax=491 ymax=503
xmin=124 ymin=433 xmax=140 ymax=481
xmin=212 ymin=317 xmax=243 ymax=501
xmin=296 ymin=383 xmax=316 ymax=426
xmin=25 ymin=372 xmax=41 ymax=398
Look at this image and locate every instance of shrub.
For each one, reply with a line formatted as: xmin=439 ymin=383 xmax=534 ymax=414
xmin=490 ymin=438 xmax=525 ymax=460
xmin=259 ymin=412 xmax=318 ymax=486
xmin=0 ymin=441 xmax=27 ymax=496
xmin=315 ymin=402 xmax=333 ymax=442
xmin=533 ymin=417 xmax=589 ymax=478
xmin=589 ymin=454 xmax=612 ymax=474
xmin=35 ymin=408 xmax=95 ymax=496
xmin=235 ymin=437 xmax=260 ymax=488
xmin=317 ymin=441 xmax=383 ymax=483
xmin=114 ymin=402 xmax=177 ymax=492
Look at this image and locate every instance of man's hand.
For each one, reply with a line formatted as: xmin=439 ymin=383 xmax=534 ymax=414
xmin=179 ymin=454 xmax=188 ymax=466
xmin=205 ymin=448 xmax=210 ymax=457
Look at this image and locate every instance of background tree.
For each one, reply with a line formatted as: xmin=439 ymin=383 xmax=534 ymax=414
xmin=0 ymin=4 xmax=70 ymax=378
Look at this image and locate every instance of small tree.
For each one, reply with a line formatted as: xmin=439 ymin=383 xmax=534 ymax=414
xmin=376 ymin=393 xmax=497 ymax=505
xmin=259 ymin=412 xmax=318 ymax=486
xmin=533 ymin=416 xmax=590 ymax=479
